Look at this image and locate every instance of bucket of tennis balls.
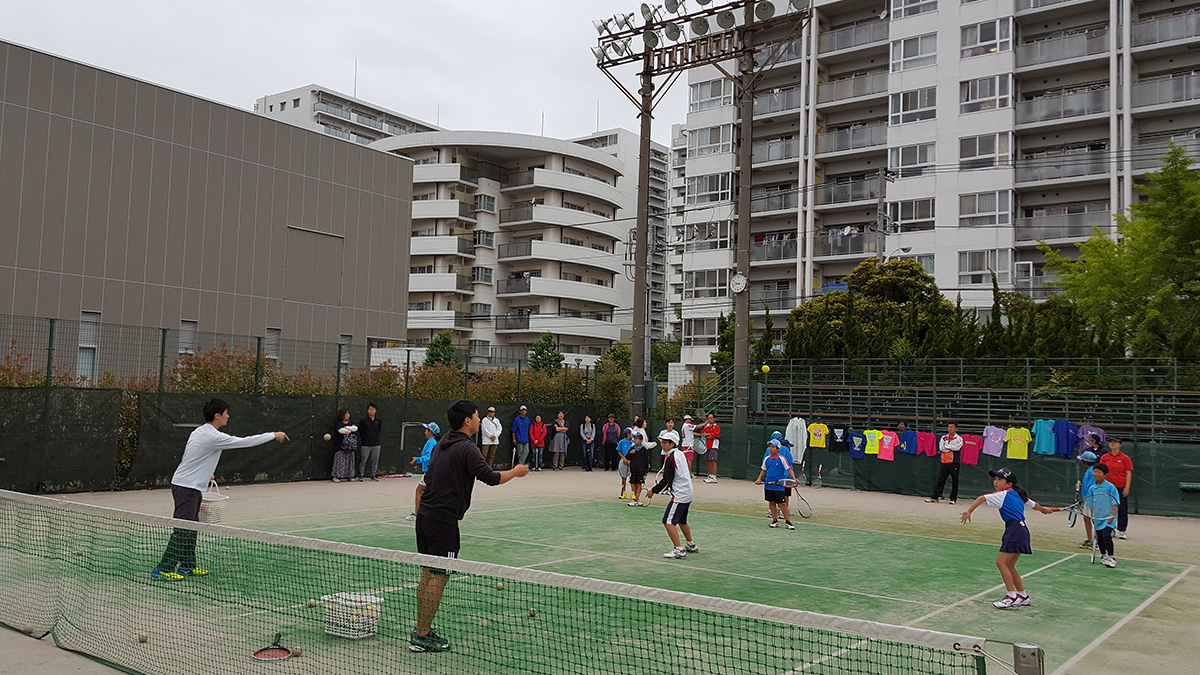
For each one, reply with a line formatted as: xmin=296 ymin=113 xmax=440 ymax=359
xmin=198 ymin=479 xmax=228 ymax=524
xmin=321 ymin=593 xmax=384 ymax=639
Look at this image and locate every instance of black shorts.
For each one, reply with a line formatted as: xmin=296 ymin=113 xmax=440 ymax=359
xmin=171 ymin=485 xmax=202 ymax=521
xmin=662 ymin=500 xmax=690 ymax=525
xmin=415 ymin=513 xmax=460 ymax=565
xmin=630 ymin=472 xmax=646 ymax=485
xmin=764 ymin=488 xmax=786 ymax=503
xmin=784 ymin=487 xmax=792 ymax=498
xmin=1000 ymin=520 xmax=1032 ymax=554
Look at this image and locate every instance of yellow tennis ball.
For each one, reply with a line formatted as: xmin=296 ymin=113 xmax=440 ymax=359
xmin=761 ymin=364 xmax=770 ymax=373
xmin=323 ymin=433 xmax=332 ymax=441
xmin=138 ymin=634 xmax=148 ymax=643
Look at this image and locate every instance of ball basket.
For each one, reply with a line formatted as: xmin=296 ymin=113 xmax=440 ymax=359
xmin=321 ymin=593 xmax=384 ymax=639
xmin=198 ymin=479 xmax=229 ymax=524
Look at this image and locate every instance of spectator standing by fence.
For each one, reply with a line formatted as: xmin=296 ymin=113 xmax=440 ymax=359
xmin=1100 ymin=438 xmax=1134 ymax=538
xmin=530 ymin=414 xmax=547 ymax=472
xmin=580 ymin=415 xmax=596 ymax=471
xmin=331 ymin=410 xmax=358 ymax=483
xmin=601 ymin=414 xmax=621 ymax=471
xmin=700 ymin=413 xmax=720 ymax=483
xmin=357 ymin=403 xmax=382 ymax=482
xmin=480 ymin=406 xmax=502 ymax=467
xmin=551 ymin=411 xmax=569 ymax=471
xmin=510 ymin=405 xmax=531 ymax=466
xmin=681 ymin=415 xmax=697 ymax=476
xmin=926 ymin=422 xmax=963 ymax=504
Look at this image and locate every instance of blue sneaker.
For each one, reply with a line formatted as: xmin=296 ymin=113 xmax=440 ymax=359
xmin=151 ymin=568 xmax=183 ymax=581
xmin=176 ymin=567 xmax=208 ymax=577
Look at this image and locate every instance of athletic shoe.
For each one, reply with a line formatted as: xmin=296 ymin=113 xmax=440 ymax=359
xmin=769 ymin=521 xmax=779 ymax=528
xmin=924 ymin=498 xmax=940 ymax=503
xmin=785 ymin=521 xmax=795 ymax=530
xmin=703 ymin=476 xmax=717 ymax=484
xmin=356 ymin=477 xmax=364 ymax=482
xmin=948 ymin=500 xmax=957 ymax=505
xmin=151 ymin=568 xmax=183 ymax=581
xmin=1103 ymin=556 xmax=1117 ymax=568
xmin=332 ymin=478 xmax=341 ymax=483
xmin=628 ymin=500 xmax=642 ymax=507
xmin=404 ymin=513 xmax=417 ymax=521
xmin=1118 ymin=531 xmax=1127 ymax=540
xmin=1079 ymin=540 xmax=1093 ymax=549
xmin=370 ymin=477 xmax=379 ymax=482
xmin=177 ymin=567 xmax=208 ymax=577
xmin=684 ymin=542 xmax=699 ymax=553
xmin=663 ymin=547 xmax=687 ymax=559
xmin=408 ymin=629 xmax=450 ymax=652
xmin=1012 ymin=595 xmax=1031 ymax=607
xmin=619 ymin=492 xmax=628 ymax=500
xmin=992 ymin=595 xmax=1018 ymax=609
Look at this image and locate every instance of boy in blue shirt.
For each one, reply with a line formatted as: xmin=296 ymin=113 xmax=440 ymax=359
xmin=405 ymin=422 xmax=440 ymax=521
xmin=755 ymin=440 xmax=798 ymax=530
xmin=765 ymin=431 xmax=795 ymax=517
xmin=616 ymin=427 xmax=634 ymax=500
xmin=1088 ymin=463 xmax=1121 ymax=568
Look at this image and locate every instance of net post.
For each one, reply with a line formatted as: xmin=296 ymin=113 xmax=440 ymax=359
xmin=158 ymin=328 xmax=167 ymax=393
xmin=1012 ymin=642 xmax=1045 ymax=675
xmin=44 ymin=317 xmax=55 ymax=388
xmin=254 ymin=336 xmax=263 ymax=393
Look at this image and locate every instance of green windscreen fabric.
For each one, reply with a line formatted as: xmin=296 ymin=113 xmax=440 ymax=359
xmin=0 ymin=388 xmax=121 ymax=493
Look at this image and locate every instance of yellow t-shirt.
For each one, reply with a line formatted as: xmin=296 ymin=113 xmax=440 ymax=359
xmin=807 ymin=423 xmax=829 ymax=448
xmin=1005 ymin=427 xmax=1032 ymax=460
xmin=864 ymin=429 xmax=882 ymax=455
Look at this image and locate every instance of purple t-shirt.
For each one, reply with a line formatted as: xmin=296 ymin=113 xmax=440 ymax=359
xmin=1077 ymin=425 xmax=1105 ymax=455
xmin=982 ymin=425 xmax=1006 ymax=457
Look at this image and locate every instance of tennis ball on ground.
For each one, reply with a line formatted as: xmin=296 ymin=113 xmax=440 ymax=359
xmin=528 ymin=608 xmax=537 ymax=617
xmin=292 ymin=647 xmax=303 ymax=657
xmin=323 ymin=433 xmax=332 ymax=441
xmin=21 ymin=625 xmax=34 ymax=635
xmin=496 ymin=582 xmax=503 ymax=590
xmin=138 ymin=634 xmax=148 ymax=643
xmin=307 ymin=599 xmax=317 ymax=607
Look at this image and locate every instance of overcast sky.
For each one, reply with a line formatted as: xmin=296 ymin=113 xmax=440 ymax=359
xmin=0 ymin=0 xmax=688 ymax=145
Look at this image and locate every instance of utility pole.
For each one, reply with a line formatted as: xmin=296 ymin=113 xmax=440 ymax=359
xmin=732 ymin=1 xmax=756 ymax=426
xmin=630 ymin=45 xmax=654 ymax=420
xmin=875 ymin=166 xmax=888 ymax=262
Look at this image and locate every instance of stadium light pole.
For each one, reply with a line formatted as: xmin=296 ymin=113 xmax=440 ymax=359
xmin=592 ymin=0 xmax=811 ymax=423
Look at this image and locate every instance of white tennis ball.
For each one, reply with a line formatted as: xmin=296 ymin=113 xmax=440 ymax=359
xmin=528 ymin=608 xmax=537 ymax=617
xmin=496 ymin=582 xmax=503 ymax=590
xmin=138 ymin=634 xmax=148 ymax=643
xmin=21 ymin=625 xmax=34 ymax=635
xmin=323 ymin=433 xmax=332 ymax=441
xmin=292 ymin=647 xmax=303 ymax=657
xmin=307 ymin=599 xmax=316 ymax=607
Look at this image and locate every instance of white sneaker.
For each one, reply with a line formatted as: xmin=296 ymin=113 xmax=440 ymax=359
xmin=404 ymin=513 xmax=416 ymax=521
xmin=628 ymin=500 xmax=642 ymax=507
xmin=1103 ymin=556 xmax=1117 ymax=568
xmin=769 ymin=521 xmax=779 ymax=528
xmin=992 ymin=595 xmax=1018 ymax=609
xmin=684 ymin=542 xmax=699 ymax=553
xmin=663 ymin=547 xmax=686 ymax=559
xmin=703 ymin=476 xmax=717 ymax=484
xmin=785 ymin=521 xmax=795 ymax=530
xmin=1012 ymin=595 xmax=1031 ymax=607
xmin=1118 ymin=531 xmax=1127 ymax=540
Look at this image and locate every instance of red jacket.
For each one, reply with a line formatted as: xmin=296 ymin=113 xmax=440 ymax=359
xmin=530 ymin=422 xmax=547 ymax=448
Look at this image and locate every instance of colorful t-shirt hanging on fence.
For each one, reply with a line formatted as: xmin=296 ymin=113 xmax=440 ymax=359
xmin=864 ymin=429 xmax=882 ymax=455
xmin=808 ymin=423 xmax=829 ymax=448
xmin=1031 ymin=419 xmax=1056 ymax=455
xmin=828 ymin=427 xmax=849 ymax=453
xmin=898 ymin=430 xmax=919 ymax=454
xmin=982 ymin=425 xmax=1006 ymax=457
xmin=916 ymin=431 xmax=938 ymax=457
xmin=1077 ymin=424 xmax=1105 ymax=455
xmin=960 ymin=434 xmax=983 ymax=465
xmin=1053 ymin=419 xmax=1079 ymax=458
xmin=878 ymin=430 xmax=899 ymax=461
xmin=848 ymin=432 xmax=867 ymax=459
xmin=1005 ymin=427 xmax=1032 ymax=460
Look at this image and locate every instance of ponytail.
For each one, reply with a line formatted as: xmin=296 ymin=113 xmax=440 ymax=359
xmin=1012 ymin=483 xmax=1030 ymax=502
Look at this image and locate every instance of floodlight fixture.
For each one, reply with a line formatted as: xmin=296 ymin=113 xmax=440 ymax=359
xmin=665 ymin=0 xmax=686 ymax=13
xmin=696 ymin=0 xmax=713 ymax=4
xmin=613 ymin=12 xmax=636 ymax=30
xmin=690 ymin=16 xmax=710 ymax=34
xmin=716 ymin=10 xmax=737 ymax=29
xmin=664 ymin=22 xmax=683 ymax=40
xmin=611 ymin=37 xmax=633 ymax=56
xmin=791 ymin=0 xmax=811 ymax=9
xmin=593 ymin=18 xmax=615 ymax=35
xmin=755 ymin=1 xmax=776 ymax=20
xmin=644 ymin=30 xmax=662 ymax=49
xmin=640 ymin=3 xmax=664 ymax=23
xmin=592 ymin=45 xmax=610 ymax=63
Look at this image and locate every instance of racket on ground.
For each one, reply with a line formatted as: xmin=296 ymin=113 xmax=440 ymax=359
xmin=812 ymin=465 xmax=823 ymax=488
xmin=792 ymin=491 xmax=813 ymax=518
xmin=1083 ymin=491 xmax=1118 ymax=565
xmin=252 ymin=633 xmax=291 ymax=662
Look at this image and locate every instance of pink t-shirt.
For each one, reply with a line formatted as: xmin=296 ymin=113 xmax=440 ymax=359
xmin=878 ymin=430 xmax=899 ymax=461
xmin=960 ymin=434 xmax=984 ymax=465
xmin=916 ymin=432 xmax=937 ymax=457
xmin=982 ymin=425 xmax=1006 ymax=457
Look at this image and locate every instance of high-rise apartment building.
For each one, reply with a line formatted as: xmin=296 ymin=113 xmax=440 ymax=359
xmin=669 ymin=0 xmax=1200 ymax=367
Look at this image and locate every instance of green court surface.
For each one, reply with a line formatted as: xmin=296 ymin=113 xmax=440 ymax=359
xmin=239 ymin=496 xmax=1189 ymax=674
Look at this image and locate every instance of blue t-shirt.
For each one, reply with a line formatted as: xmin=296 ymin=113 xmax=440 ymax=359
xmin=1086 ymin=480 xmax=1121 ymax=531
xmin=848 ymin=432 xmax=867 ymax=459
xmin=762 ymin=446 xmax=794 ymax=466
xmin=1052 ymin=419 xmax=1079 ymax=458
xmin=510 ymin=415 xmax=532 ymax=444
xmin=418 ymin=436 xmax=437 ymax=472
xmin=897 ymin=430 xmax=918 ymax=455
xmin=616 ymin=438 xmax=633 ymax=458
xmin=762 ymin=454 xmax=790 ymax=490
xmin=1031 ymin=419 xmax=1056 ymax=455
xmin=984 ymin=488 xmax=1034 ymax=522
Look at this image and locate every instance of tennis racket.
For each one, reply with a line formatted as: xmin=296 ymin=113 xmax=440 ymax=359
xmin=812 ymin=465 xmax=823 ymax=488
xmin=796 ymin=462 xmax=806 ymax=485
xmin=767 ymin=478 xmax=800 ymax=488
xmin=792 ymin=492 xmax=813 ymax=518
xmin=252 ymin=633 xmax=292 ymax=662
xmin=1084 ymin=491 xmax=1118 ymax=565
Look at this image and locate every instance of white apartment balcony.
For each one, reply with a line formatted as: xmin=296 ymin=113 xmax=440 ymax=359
xmin=412 ymin=199 xmax=477 ymax=223
xmin=749 ymin=289 xmax=794 ymax=313
xmin=1132 ymin=74 xmax=1200 ymax=113
xmin=1014 ymin=213 xmax=1114 ymax=243
xmin=501 ymin=168 xmax=623 ymax=209
xmin=498 ymin=204 xmax=608 ymax=233
xmin=1132 ymin=137 xmax=1200 ymax=174
xmin=410 ymin=235 xmax=475 ymax=258
xmin=754 ymin=39 xmax=805 ymax=71
xmin=1015 ymin=275 xmax=1063 ymax=300
xmin=1015 ymin=150 xmax=1109 ymax=184
xmin=750 ymin=238 xmax=798 ymax=266
xmin=1132 ymin=11 xmax=1200 ymax=53
xmin=816 ymin=73 xmax=888 ymax=109
xmin=813 ymin=181 xmax=879 ymax=209
xmin=413 ymin=163 xmax=479 ymax=186
xmin=753 ymin=87 xmax=802 ymax=120
xmin=751 ymin=137 xmax=800 ymax=167
xmin=497 ymin=240 xmax=622 ymax=275
xmin=495 ymin=276 xmax=622 ymax=307
xmin=494 ymin=313 xmax=623 ymax=342
xmin=409 ymin=273 xmax=474 ymax=294
xmin=408 ymin=310 xmax=473 ymax=331
xmin=313 ymin=102 xmax=351 ymax=121
xmin=1016 ymin=89 xmax=1108 ymax=127
xmin=1016 ymin=0 xmax=1104 ymax=17
xmin=1016 ymin=30 xmax=1109 ymax=73
xmin=816 ymin=124 xmax=888 ymax=157
xmin=750 ymin=192 xmax=799 ymax=217
xmin=817 ymin=21 xmax=888 ymax=57
xmin=813 ymin=231 xmax=877 ymax=259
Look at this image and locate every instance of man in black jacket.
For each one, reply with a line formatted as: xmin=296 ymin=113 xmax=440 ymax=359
xmin=357 ymin=403 xmax=383 ymax=482
xmin=410 ymin=399 xmax=529 ymax=653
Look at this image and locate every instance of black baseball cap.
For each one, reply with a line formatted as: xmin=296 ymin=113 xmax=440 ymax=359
xmin=988 ymin=468 xmax=1015 ymax=481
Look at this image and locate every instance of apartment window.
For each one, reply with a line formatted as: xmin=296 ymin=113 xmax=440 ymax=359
xmin=264 ymin=328 xmax=281 ymax=360
xmin=469 ymin=339 xmax=491 ymax=357
xmin=472 ymin=266 xmax=493 ymax=284
xmin=561 ymin=272 xmax=583 ymax=283
xmin=917 ymin=254 xmax=935 ymax=274
xmin=268 ymin=104 xmax=274 ymax=112
xmin=410 ymin=265 xmax=434 ymax=274
xmin=960 ymin=191 xmax=1012 ymax=227
xmin=684 ymin=269 xmax=730 ymax=298
xmin=891 ymin=34 xmax=937 ymax=72
xmin=961 ymin=75 xmax=1011 ymax=113
xmin=889 ymin=87 xmax=937 ymax=125
xmin=889 ymin=143 xmax=936 ymax=178
xmin=683 ymin=318 xmax=720 ymax=347
xmin=959 ymin=249 xmax=1012 ymax=285
xmin=77 ymin=311 xmax=101 ymax=380
xmin=960 ymin=132 xmax=1012 ymax=170
xmin=689 ymin=78 xmax=734 ymax=112
xmin=339 ymin=334 xmax=353 ymax=364
xmin=409 ymin=301 xmax=433 ymax=311
xmin=292 ymin=98 xmax=300 ymax=108
xmin=687 ymin=124 xmax=734 ymax=158
xmin=179 ymin=320 xmax=198 ymax=355
xmin=472 ymin=230 xmax=494 ymax=248
xmin=888 ymin=198 xmax=936 ymax=232
xmin=474 ymin=194 xmax=496 ymax=213
xmin=469 ymin=303 xmax=492 ymax=318
xmin=413 ymin=193 xmax=435 ymax=201
xmin=686 ymin=173 xmax=735 ymax=205
xmin=961 ymin=18 xmax=1012 ymax=58
xmin=892 ymin=0 xmax=937 ymax=19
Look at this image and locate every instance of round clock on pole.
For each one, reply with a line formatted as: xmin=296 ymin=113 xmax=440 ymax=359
xmin=729 ymin=272 xmax=748 ymax=294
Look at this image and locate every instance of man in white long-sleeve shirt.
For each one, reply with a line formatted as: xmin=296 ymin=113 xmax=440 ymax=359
xmin=152 ymin=398 xmax=289 ymax=581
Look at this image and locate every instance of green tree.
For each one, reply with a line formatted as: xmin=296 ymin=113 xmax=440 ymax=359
xmin=1041 ymin=143 xmax=1200 ymax=357
xmin=527 ymin=332 xmax=565 ymax=373
xmin=596 ymin=342 xmax=631 ymax=374
xmin=751 ymin=306 xmax=776 ymax=367
xmin=709 ymin=312 xmax=736 ymax=373
xmin=650 ymin=339 xmax=681 ymax=381
xmin=423 ymin=330 xmax=459 ymax=369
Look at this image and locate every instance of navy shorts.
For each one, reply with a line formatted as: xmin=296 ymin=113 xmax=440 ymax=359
xmin=415 ymin=513 xmax=460 ymax=570
xmin=764 ymin=488 xmax=786 ymax=503
xmin=1000 ymin=520 xmax=1032 ymax=554
xmin=662 ymin=500 xmax=690 ymax=525
xmin=630 ymin=472 xmax=646 ymax=484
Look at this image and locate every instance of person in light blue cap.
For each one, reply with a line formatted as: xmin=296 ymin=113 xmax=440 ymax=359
xmin=1073 ymin=444 xmax=1101 ymax=548
xmin=763 ymin=432 xmax=796 ymax=516
xmin=405 ymin=422 xmax=441 ymax=521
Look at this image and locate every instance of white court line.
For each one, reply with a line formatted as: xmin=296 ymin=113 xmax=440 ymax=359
xmin=227 ymin=498 xmax=588 ymax=527
xmin=904 ymin=553 xmax=1077 ymax=627
xmin=527 ymin=552 xmax=607 ymax=567
xmin=1050 ymin=564 xmax=1195 ymax=675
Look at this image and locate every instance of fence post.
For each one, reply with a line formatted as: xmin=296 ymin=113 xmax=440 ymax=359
xmin=335 ymin=344 xmax=343 ymax=397
xmin=404 ymin=349 xmax=411 ymax=399
xmin=464 ymin=356 xmax=471 ymax=398
xmin=562 ymin=365 xmax=568 ymax=401
xmin=254 ymin=337 xmax=263 ymax=393
xmin=866 ymin=364 xmax=873 ymax=426
xmin=1173 ymin=357 xmax=1178 ymax=391
xmin=44 ymin=318 xmax=55 ymax=388
xmin=931 ymin=363 xmax=938 ymax=426
xmin=1131 ymin=364 xmax=1139 ymax=443
xmin=516 ymin=360 xmax=523 ymax=402
xmin=808 ymin=364 xmax=814 ymax=414
xmin=158 ymin=328 xmax=168 ymax=393
xmin=1025 ymin=358 xmax=1032 ymax=422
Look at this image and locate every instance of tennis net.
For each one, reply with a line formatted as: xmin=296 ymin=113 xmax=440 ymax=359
xmin=1 ymin=489 xmax=1003 ymax=674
